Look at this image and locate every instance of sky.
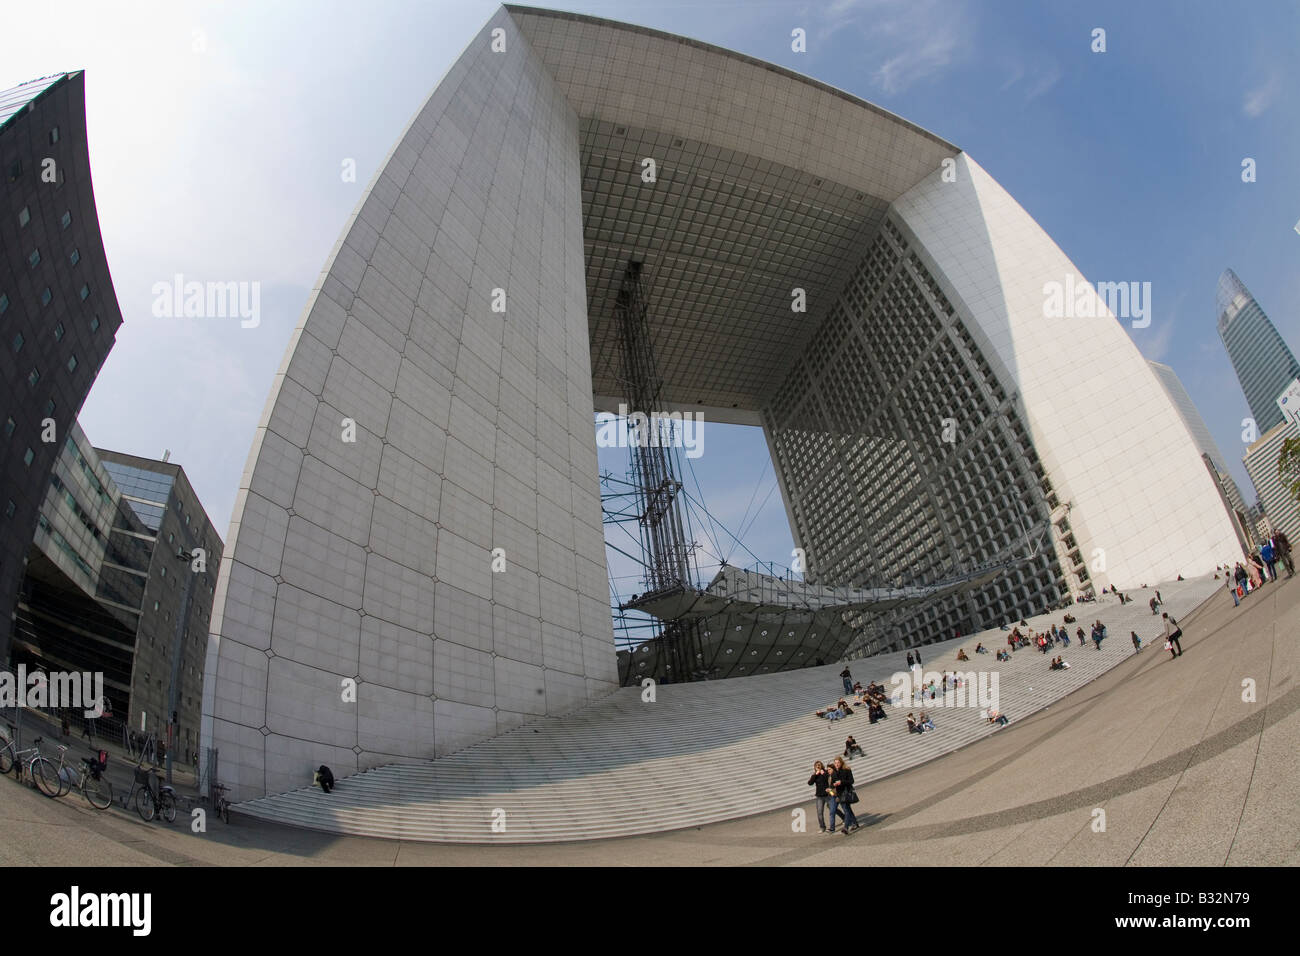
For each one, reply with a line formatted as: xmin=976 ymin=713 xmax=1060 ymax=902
xmin=5 ymin=0 xmax=1297 ymax=621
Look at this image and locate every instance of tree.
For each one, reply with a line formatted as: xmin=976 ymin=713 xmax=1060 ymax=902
xmin=1278 ymin=437 xmax=1300 ymax=501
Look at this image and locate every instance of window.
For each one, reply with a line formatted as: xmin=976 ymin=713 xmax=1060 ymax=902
xmin=49 ymin=127 xmax=59 ymax=144
xmin=53 ymin=322 xmax=64 ymax=341
xmin=7 ymin=160 xmax=21 ymax=182
xmin=89 ymin=315 xmax=99 ymax=332
xmin=3 ymin=418 xmax=14 ymax=438
xmin=69 ymin=249 xmax=79 ymax=265
xmin=66 ymin=355 xmax=77 ymax=372
xmin=153 ymin=601 xmax=159 ymax=611
xmin=78 ymin=284 xmax=89 ymax=301
xmin=12 ymin=332 xmax=23 ymax=352
xmin=60 ymin=211 xmax=71 ymax=229
xmin=27 ymin=249 xmax=40 ymax=269
xmin=23 ymin=448 xmax=34 ymax=467
xmin=0 ymin=294 xmax=7 ymax=314
xmin=4 ymin=501 xmax=13 ymax=519
xmin=27 ymin=368 xmax=39 ymax=387
xmin=40 ymin=288 xmax=51 ymax=306
xmin=18 ymin=207 xmax=30 ymax=227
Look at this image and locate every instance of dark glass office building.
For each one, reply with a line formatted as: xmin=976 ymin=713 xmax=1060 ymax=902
xmin=1217 ymin=268 xmax=1300 ymax=434
xmin=11 ymin=431 xmax=222 ymax=760
xmin=0 ymin=71 xmax=124 ymax=664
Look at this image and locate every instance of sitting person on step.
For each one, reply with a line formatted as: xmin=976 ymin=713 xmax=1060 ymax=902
xmin=844 ymin=735 xmax=865 ymax=759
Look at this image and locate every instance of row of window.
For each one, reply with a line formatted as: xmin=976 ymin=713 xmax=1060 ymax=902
xmin=16 ymin=205 xmax=72 ymax=232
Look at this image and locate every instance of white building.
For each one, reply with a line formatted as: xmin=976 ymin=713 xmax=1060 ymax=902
xmin=202 ymin=5 xmax=1245 ymax=799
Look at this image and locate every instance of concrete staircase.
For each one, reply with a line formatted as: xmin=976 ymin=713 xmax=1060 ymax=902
xmin=235 ymin=574 xmax=1222 ymax=843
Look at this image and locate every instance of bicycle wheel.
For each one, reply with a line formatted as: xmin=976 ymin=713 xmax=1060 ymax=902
xmin=135 ymin=788 xmax=157 ymax=822
xmin=31 ymin=758 xmax=61 ymax=797
xmin=84 ymin=773 xmax=113 ymax=811
xmin=55 ymin=766 xmax=73 ymax=798
xmin=0 ymin=743 xmax=13 ymax=775
xmin=160 ymin=792 xmax=177 ymax=824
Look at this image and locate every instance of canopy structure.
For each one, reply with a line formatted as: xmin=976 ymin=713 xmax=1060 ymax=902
xmin=618 ymin=563 xmax=1009 ymax=681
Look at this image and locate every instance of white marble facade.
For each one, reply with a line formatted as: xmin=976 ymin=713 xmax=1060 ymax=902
xmin=202 ymin=8 xmax=614 ymax=799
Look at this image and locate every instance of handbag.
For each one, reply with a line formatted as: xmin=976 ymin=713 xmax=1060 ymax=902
xmin=843 ymin=786 xmax=860 ymax=805
xmin=1163 ymin=641 xmax=1172 ymax=650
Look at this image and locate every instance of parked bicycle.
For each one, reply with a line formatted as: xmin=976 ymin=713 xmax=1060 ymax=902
xmin=124 ymin=764 xmax=176 ymax=823
xmin=212 ymin=783 xmax=232 ymax=824
xmin=0 ymin=730 xmax=60 ymax=794
xmin=45 ymin=744 xmax=113 ymax=810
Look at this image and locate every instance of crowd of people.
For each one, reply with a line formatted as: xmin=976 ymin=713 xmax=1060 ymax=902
xmin=1223 ymin=534 xmax=1293 ymax=607
xmin=805 ymin=576 xmax=1220 ymax=831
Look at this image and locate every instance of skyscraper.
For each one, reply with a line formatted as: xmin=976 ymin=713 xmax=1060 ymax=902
xmin=0 ymin=71 xmax=124 ymax=664
xmin=1217 ymin=268 xmax=1300 ymax=433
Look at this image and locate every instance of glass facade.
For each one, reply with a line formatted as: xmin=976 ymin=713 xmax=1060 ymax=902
xmin=1217 ymin=269 xmax=1300 ymax=434
xmin=101 ymin=460 xmax=174 ymax=530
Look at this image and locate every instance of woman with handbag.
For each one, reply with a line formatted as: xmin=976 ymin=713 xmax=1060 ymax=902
xmin=1162 ymin=612 xmax=1183 ymax=658
xmin=827 ymin=756 xmax=861 ymax=834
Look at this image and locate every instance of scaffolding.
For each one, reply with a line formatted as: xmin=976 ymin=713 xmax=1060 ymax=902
xmin=613 ymin=261 xmax=705 ymax=682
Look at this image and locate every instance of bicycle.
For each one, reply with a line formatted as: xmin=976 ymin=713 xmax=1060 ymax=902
xmin=212 ymin=783 xmax=232 ymax=824
xmin=0 ymin=731 xmax=60 ymax=794
xmin=45 ymin=744 xmax=114 ymax=810
xmin=125 ymin=765 xmax=176 ymax=823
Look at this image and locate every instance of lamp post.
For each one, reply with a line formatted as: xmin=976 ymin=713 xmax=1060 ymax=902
xmin=166 ymin=545 xmax=199 ymax=785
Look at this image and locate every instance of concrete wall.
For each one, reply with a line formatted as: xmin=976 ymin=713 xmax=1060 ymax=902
xmin=201 ymin=9 xmax=616 ymax=800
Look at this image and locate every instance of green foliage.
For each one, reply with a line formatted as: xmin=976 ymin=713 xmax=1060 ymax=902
xmin=1279 ymin=437 xmax=1300 ymax=502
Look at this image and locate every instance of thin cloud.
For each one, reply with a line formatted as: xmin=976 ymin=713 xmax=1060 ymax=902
xmin=823 ymin=0 xmax=970 ymax=95
xmin=1243 ymin=73 xmax=1280 ymax=118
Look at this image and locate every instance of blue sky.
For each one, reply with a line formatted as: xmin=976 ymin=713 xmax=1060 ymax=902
xmin=5 ymin=0 xmax=1297 ymax=611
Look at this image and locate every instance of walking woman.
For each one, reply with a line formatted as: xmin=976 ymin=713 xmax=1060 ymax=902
xmin=827 ymin=756 xmax=861 ymax=834
xmin=808 ymin=761 xmax=832 ymax=833
xmin=1162 ymin=612 xmax=1183 ymax=658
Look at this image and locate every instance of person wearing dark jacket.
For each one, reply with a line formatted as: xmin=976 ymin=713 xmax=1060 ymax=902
xmin=827 ymin=757 xmax=860 ymax=834
xmin=808 ymin=761 xmax=831 ymax=832
xmin=839 ymin=667 xmax=853 ymax=694
xmin=317 ymin=765 xmax=335 ymax=793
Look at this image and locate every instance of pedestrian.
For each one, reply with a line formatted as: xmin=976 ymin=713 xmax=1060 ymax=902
xmin=1227 ymin=572 xmax=1239 ymax=607
xmin=906 ymin=651 xmax=914 ymax=669
xmin=316 ymin=765 xmax=335 ymax=794
xmin=1274 ymin=531 xmax=1295 ymax=577
xmin=1262 ymin=539 xmax=1278 ymax=582
xmin=839 ymin=666 xmax=853 ymax=695
xmin=827 ymin=756 xmax=860 ymax=834
xmin=1162 ymin=612 xmax=1183 ymax=658
xmin=1131 ymin=631 xmax=1142 ymax=653
xmin=915 ymin=648 xmax=923 ymax=667
xmin=807 ymin=760 xmax=832 ymax=832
